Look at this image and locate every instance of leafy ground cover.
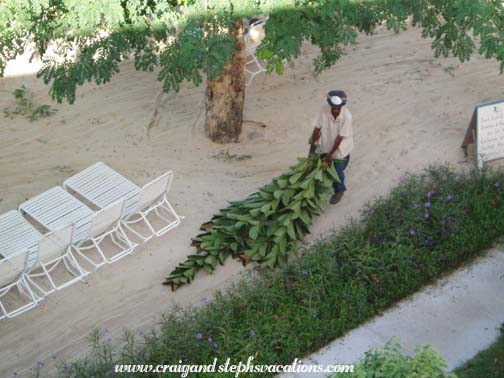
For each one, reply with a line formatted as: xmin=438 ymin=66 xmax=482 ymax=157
xmin=336 ymin=340 xmax=456 ymax=378
xmin=40 ymin=165 xmax=504 ymax=378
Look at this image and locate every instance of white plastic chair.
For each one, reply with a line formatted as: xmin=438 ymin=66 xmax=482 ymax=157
xmin=26 ymin=224 xmax=89 ymax=296
xmin=245 ymin=18 xmax=267 ymax=86
xmin=73 ymin=198 xmax=136 ymax=269
xmin=122 ymin=171 xmax=182 ymax=241
xmin=64 ymin=163 xmax=182 ymax=243
xmin=63 ymin=162 xmax=141 ymax=218
xmin=0 ymin=249 xmax=40 ymax=320
xmin=19 ymin=187 xmax=137 ymax=270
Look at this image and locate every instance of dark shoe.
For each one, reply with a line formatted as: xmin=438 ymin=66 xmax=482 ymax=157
xmin=330 ymin=192 xmax=344 ymax=205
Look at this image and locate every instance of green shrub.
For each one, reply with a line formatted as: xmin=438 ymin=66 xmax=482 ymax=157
xmin=3 ymin=85 xmax=56 ymax=121
xmin=334 ymin=340 xmax=457 ymax=378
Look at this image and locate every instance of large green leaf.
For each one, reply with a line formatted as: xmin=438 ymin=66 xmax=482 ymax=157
xmin=249 ymin=226 xmax=260 ymax=240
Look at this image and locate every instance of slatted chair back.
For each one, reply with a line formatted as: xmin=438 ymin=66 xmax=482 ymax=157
xmin=137 ymin=172 xmax=171 ymax=212
xmin=89 ymin=199 xmax=125 ymax=238
xmin=38 ymin=225 xmax=74 ymax=265
xmin=0 ymin=251 xmax=28 ymax=288
xmin=0 ymin=211 xmax=43 ymax=258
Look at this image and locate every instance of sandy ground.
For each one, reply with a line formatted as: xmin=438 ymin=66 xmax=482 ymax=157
xmin=0 ymin=26 xmax=503 ymax=377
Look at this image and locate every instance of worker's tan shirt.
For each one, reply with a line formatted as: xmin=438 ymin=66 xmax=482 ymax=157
xmin=312 ymin=105 xmax=354 ymax=159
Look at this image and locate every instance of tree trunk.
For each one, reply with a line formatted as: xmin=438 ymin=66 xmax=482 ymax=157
xmin=205 ymin=19 xmax=246 ymax=143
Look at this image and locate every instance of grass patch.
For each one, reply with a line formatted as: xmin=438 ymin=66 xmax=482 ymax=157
xmin=38 ymin=165 xmax=504 ymax=378
xmin=455 ymin=324 xmax=504 ymax=378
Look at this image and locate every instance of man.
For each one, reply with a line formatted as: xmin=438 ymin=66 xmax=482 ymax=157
xmin=309 ymin=90 xmax=354 ymax=205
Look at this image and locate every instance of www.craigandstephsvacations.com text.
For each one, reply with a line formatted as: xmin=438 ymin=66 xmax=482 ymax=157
xmin=113 ymin=357 xmax=354 ymax=377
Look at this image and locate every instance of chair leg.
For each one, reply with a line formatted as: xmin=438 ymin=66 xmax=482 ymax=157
xmin=26 ymin=263 xmax=57 ymax=297
xmin=74 ymin=242 xmax=107 ymax=270
xmin=4 ymin=278 xmax=40 ymax=318
xmin=122 ymin=218 xmax=154 ymax=243
xmin=92 ymin=237 xmax=109 ymax=265
xmin=67 ymin=250 xmax=90 ymax=282
xmin=105 ymin=225 xmax=137 ymax=263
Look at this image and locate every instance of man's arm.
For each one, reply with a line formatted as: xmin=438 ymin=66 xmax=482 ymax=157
xmin=309 ymin=127 xmax=321 ymax=157
xmin=325 ymin=135 xmax=343 ymax=164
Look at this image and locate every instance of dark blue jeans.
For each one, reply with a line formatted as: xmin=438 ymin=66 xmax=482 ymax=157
xmin=333 ymin=155 xmax=350 ymax=193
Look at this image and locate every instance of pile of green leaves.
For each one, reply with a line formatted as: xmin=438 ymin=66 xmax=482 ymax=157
xmin=164 ymin=154 xmax=341 ymax=290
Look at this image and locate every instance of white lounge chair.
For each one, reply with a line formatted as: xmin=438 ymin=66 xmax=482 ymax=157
xmin=26 ymin=224 xmax=89 ymax=296
xmin=19 ymin=187 xmax=136 ymax=270
xmin=0 ymin=211 xmax=43 ymax=319
xmin=0 ymin=249 xmax=40 ymax=320
xmin=64 ymin=162 xmax=181 ymax=243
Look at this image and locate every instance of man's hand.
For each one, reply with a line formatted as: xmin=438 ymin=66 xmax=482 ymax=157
xmin=324 ymin=153 xmax=333 ymax=165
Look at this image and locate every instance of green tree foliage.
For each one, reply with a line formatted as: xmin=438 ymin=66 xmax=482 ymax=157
xmin=1 ymin=1 xmax=503 ymax=104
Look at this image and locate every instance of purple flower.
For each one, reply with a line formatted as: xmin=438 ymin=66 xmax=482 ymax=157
xmin=424 ymin=202 xmax=431 ymax=208
xmin=200 ymin=297 xmax=208 ymax=304
xmin=250 ymin=267 xmax=257 ymax=277
xmin=37 ymin=361 xmax=44 ymax=367
xmin=368 ymin=209 xmax=375 ymax=216
xmin=207 ymin=337 xmax=213 ymax=342
xmin=196 ymin=333 xmax=203 ymax=340
xmin=205 ymin=322 xmax=211 ymax=329
xmin=412 ymin=203 xmax=419 ymax=209
xmin=52 ymin=353 xmax=58 ymax=360
xmin=11 ymin=373 xmax=18 ymax=378
xmin=433 ymin=182 xmax=439 ymax=188
xmin=409 ymin=229 xmax=416 ymax=236
xmin=139 ymin=350 xmax=145 ymax=358
xmin=427 ymin=191 xmax=434 ymax=198
xmin=301 ymin=270 xmax=308 ymax=277
xmin=249 ymin=330 xmax=255 ymax=337
xmin=424 ymin=212 xmax=430 ymax=219
xmin=446 ymin=194 xmax=453 ymax=201
xmin=213 ymin=343 xmax=219 ymax=349
xmin=496 ymin=182 xmax=500 ymax=188
xmin=64 ymin=363 xmax=72 ymax=371
xmin=182 ymin=357 xmax=189 ymax=363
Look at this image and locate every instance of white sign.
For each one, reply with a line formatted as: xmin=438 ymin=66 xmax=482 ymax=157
xmin=476 ymin=100 xmax=504 ymax=168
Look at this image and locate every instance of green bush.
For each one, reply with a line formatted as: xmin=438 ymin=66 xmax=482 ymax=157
xmin=334 ymin=340 xmax=457 ymax=378
xmin=35 ymin=165 xmax=504 ymax=378
xmin=3 ymin=85 xmax=56 ymax=121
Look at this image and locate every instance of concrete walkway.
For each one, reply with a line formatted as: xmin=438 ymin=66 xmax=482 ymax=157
xmin=280 ymin=249 xmax=504 ymax=377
